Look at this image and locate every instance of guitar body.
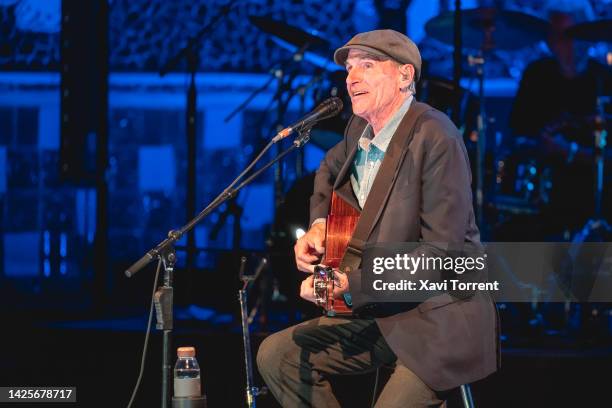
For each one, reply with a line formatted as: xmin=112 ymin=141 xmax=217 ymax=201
xmin=313 ymin=192 xmax=360 ymax=316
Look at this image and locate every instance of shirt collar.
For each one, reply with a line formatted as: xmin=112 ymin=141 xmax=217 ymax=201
xmin=358 ymin=94 xmax=414 ymax=153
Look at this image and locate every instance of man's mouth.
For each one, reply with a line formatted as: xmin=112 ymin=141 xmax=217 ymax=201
xmin=352 ymin=90 xmax=368 ymax=97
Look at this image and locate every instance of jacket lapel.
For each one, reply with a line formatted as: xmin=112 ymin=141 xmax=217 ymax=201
xmin=361 ymin=102 xmax=428 ymax=238
xmin=332 ymin=116 xmax=367 ymax=211
xmin=330 ymin=102 xmax=426 ymax=218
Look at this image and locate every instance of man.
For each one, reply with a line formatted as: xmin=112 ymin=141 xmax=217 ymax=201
xmin=257 ymin=30 xmax=498 ymax=407
xmin=509 ymin=6 xmax=611 ymax=239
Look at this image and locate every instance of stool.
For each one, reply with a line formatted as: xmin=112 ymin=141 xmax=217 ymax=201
xmin=372 ymin=366 xmax=476 ymax=408
xmin=460 ymin=384 xmax=475 ymax=408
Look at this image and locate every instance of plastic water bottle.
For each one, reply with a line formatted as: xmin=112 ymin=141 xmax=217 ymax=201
xmin=174 ymin=346 xmax=201 ymax=398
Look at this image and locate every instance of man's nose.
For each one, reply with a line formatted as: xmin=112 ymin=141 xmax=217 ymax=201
xmin=346 ymin=68 xmax=361 ymax=85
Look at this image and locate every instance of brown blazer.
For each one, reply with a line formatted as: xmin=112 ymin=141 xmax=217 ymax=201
xmin=309 ymin=102 xmax=499 ymax=391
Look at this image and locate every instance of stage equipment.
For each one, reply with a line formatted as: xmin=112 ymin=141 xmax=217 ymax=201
xmin=231 ymin=15 xmax=331 ymax=208
xmin=225 ymin=14 xmax=334 ymax=124
xmin=248 ymin=15 xmax=340 ymax=72
xmin=125 ymin=97 xmax=340 ymax=407
xmin=272 ymin=97 xmax=343 ymax=142
xmin=417 ymin=77 xmax=477 ymax=133
xmin=244 ymin=15 xmax=351 ymax=152
xmin=159 ymin=0 xmax=239 ymax=282
xmin=571 ymin=89 xmax=611 ymax=273
xmin=238 ymin=256 xmax=268 ymax=408
xmin=565 ymin=17 xmax=612 ymax=234
xmin=565 ymin=16 xmax=612 ymax=228
xmin=493 ymin=137 xmax=551 ymax=214
xmin=425 ymin=7 xmax=548 ymax=231
xmin=425 ymin=8 xmax=549 ymax=51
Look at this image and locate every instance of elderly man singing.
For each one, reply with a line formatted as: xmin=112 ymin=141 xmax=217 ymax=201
xmin=257 ymin=29 xmax=498 ymax=408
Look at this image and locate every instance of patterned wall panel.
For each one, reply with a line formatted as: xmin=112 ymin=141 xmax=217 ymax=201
xmin=0 ymin=1 xmax=60 ymax=70
xmin=0 ymin=0 xmax=357 ymax=72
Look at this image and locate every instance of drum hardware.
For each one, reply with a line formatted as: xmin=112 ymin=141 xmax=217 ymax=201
xmin=225 ymin=15 xmax=333 ymax=125
xmin=534 ymin=98 xmax=611 ymax=339
xmin=553 ymin=219 xmax=612 ymax=339
xmin=247 ymin=15 xmax=342 ymax=74
xmin=558 ymin=17 xmax=612 ymax=246
xmin=246 ymin=16 xmax=352 ymax=153
xmin=425 ymin=8 xmax=549 ymax=51
xmin=593 ymin=98 xmax=609 ymax=219
xmin=565 ymin=19 xmax=612 ymax=43
xmin=230 ymin=15 xmax=345 ymax=213
xmin=493 ymin=144 xmax=552 ymax=214
xmin=310 ymin=69 xmax=351 ymax=151
xmin=417 ymin=77 xmax=477 ymax=134
xmin=425 ymin=7 xmax=549 ymax=233
xmin=248 ymin=15 xmax=331 ymax=61
xmin=466 ymin=52 xmax=487 ymax=228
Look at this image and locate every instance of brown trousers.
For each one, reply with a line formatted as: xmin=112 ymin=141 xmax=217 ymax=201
xmin=256 ymin=316 xmax=448 ymax=407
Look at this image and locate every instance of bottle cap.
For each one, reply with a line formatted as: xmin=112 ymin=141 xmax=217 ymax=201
xmin=177 ymin=346 xmax=196 ymax=358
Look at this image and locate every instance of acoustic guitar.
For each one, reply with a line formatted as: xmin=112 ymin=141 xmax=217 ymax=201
xmin=313 ymin=191 xmax=360 ymax=316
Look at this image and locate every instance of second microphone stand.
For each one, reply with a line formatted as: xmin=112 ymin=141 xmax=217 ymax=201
xmin=237 ymin=256 xmax=269 ymax=408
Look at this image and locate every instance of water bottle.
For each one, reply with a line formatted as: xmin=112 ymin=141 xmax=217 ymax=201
xmin=174 ymin=346 xmax=201 ymax=398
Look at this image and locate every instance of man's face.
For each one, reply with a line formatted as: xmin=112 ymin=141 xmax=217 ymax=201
xmin=344 ymin=49 xmax=404 ymax=123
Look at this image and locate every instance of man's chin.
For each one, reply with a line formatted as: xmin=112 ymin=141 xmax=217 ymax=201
xmin=351 ymin=108 xmax=369 ymax=120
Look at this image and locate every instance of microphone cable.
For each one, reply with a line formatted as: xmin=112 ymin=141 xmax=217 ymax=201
xmin=126 ymin=259 xmax=162 ymax=408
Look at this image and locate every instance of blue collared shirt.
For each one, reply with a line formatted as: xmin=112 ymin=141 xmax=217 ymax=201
xmin=350 ymin=95 xmax=414 ymax=208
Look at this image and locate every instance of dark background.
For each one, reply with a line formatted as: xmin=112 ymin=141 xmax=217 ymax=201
xmin=0 ymin=0 xmax=611 ymax=407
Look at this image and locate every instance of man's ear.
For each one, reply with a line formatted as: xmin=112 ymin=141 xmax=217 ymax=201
xmin=399 ymin=64 xmax=415 ymax=85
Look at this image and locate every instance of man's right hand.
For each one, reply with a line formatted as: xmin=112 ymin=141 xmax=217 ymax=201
xmin=294 ymin=222 xmax=326 ymax=273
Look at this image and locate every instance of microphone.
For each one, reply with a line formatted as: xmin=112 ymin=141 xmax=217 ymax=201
xmin=272 ymin=97 xmax=343 ymax=143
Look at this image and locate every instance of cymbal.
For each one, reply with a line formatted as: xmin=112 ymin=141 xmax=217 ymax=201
xmin=249 ymin=15 xmax=340 ymax=71
xmin=426 ymin=8 xmax=549 ymax=50
xmin=565 ymin=19 xmax=612 ymax=42
xmin=269 ymin=36 xmax=343 ymax=72
xmin=249 ymin=15 xmax=329 ymax=51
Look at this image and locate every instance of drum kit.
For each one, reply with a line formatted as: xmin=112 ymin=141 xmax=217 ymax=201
xmin=247 ymin=8 xmax=608 ymax=229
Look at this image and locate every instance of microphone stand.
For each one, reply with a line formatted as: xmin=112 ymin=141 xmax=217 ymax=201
xmin=224 ymin=44 xmax=310 ymax=124
xmin=237 ymin=256 xmax=269 ymax=408
xmin=125 ymin=127 xmax=313 ymax=408
xmin=159 ymin=0 xmax=239 ymax=298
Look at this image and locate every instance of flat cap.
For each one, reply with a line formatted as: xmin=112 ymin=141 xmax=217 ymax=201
xmin=334 ymin=29 xmax=422 ymax=81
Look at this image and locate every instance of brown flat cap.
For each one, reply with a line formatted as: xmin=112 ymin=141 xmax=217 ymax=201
xmin=334 ymin=29 xmax=422 ymax=81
